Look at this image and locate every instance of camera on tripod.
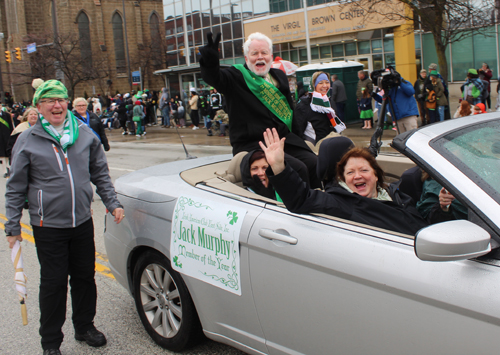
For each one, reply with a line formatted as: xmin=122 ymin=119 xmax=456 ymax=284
xmin=370 ymin=66 xmax=401 ymax=91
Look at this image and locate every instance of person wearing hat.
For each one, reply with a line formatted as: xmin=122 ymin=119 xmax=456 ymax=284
xmin=5 ymin=80 xmax=125 ymax=355
xmin=430 ymin=70 xmax=448 ymax=122
xmin=461 ymin=69 xmax=484 ymax=106
xmin=414 ymin=69 xmax=429 ymax=125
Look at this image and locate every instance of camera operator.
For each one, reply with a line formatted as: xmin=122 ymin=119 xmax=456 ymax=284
xmin=371 ymin=67 xmax=419 ymax=134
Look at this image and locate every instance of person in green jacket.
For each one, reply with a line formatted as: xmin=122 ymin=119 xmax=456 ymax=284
xmin=133 ymin=100 xmax=144 ymax=136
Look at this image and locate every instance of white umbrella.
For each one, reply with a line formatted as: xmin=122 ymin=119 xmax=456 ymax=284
xmin=11 ymin=240 xmax=28 ymax=325
xmin=272 ymin=56 xmax=298 ymax=76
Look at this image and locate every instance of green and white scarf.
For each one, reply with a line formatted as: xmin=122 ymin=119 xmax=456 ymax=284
xmin=310 ymin=91 xmax=346 ymax=133
xmin=40 ymin=110 xmax=79 ymax=152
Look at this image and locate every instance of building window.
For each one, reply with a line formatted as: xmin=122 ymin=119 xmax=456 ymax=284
xmin=77 ymin=12 xmax=92 ymax=67
xmin=332 ymin=43 xmax=344 ymax=57
xmin=112 ymin=13 xmax=126 ymax=74
xmin=358 ymin=41 xmax=370 ymax=55
xmin=150 ymin=13 xmax=163 ymax=67
xmin=345 ymin=42 xmax=357 ymax=56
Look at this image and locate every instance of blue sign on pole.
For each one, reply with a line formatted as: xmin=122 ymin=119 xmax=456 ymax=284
xmin=26 ymin=43 xmax=36 ymax=54
xmin=132 ymin=71 xmax=141 ymax=85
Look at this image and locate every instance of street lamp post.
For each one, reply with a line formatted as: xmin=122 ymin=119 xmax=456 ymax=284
xmin=122 ymin=0 xmax=133 ymax=89
xmin=303 ymin=0 xmax=311 ymax=64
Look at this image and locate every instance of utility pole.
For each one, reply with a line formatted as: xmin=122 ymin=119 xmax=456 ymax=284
xmin=0 ymin=32 xmax=5 ymax=104
xmin=122 ymin=0 xmax=133 ymax=90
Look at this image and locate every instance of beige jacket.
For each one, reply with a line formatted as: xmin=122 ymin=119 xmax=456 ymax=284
xmin=189 ymin=95 xmax=198 ymax=110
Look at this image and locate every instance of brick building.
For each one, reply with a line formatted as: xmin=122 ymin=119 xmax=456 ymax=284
xmin=0 ymin=0 xmax=166 ymax=103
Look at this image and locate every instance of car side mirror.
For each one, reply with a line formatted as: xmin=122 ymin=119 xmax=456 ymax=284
xmin=415 ymin=220 xmax=491 ymax=261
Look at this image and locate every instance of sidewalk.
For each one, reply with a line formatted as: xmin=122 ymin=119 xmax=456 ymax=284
xmin=106 ymin=121 xmax=398 ymax=151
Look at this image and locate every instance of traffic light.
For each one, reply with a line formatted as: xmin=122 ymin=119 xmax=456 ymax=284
xmin=5 ymin=50 xmax=11 ymax=63
xmin=14 ymin=47 xmax=21 ymax=61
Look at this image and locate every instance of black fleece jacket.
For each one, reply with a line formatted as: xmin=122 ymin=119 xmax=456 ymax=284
xmin=269 ymin=164 xmax=428 ymax=235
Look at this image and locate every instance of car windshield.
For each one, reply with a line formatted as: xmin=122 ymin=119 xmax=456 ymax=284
xmin=431 ymin=120 xmax=500 ymax=203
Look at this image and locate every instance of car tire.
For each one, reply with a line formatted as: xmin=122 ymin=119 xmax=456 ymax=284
xmin=133 ymin=251 xmax=203 ymax=351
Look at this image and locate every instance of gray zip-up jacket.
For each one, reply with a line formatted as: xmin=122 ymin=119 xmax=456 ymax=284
xmin=5 ymin=119 xmax=122 ymax=235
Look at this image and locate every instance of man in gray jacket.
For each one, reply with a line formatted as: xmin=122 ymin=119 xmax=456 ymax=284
xmin=5 ymin=80 xmax=124 ymax=355
xmin=329 ymin=74 xmax=348 ymax=123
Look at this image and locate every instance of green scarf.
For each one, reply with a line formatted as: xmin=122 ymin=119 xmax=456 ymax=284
xmin=338 ymin=181 xmax=392 ymax=201
xmin=40 ymin=110 xmax=79 ymax=152
xmin=234 ymin=64 xmax=293 ymax=131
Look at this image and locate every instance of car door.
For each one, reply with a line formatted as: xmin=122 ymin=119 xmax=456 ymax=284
xmin=247 ymin=204 xmax=500 ymax=355
xmin=180 ymin=185 xmax=270 ymax=354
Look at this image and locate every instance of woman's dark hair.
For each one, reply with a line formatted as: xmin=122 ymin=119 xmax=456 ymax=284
xmin=336 ymin=147 xmax=385 ymax=189
xmin=249 ymin=150 xmax=266 ymax=167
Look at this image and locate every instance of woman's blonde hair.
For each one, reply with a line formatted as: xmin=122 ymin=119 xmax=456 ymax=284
xmin=21 ymin=107 xmax=38 ymax=123
xmin=73 ymin=97 xmax=87 ymax=107
xmin=311 ymin=71 xmax=329 ymax=91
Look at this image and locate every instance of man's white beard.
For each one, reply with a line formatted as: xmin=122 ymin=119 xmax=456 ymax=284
xmin=248 ymin=62 xmax=270 ymax=77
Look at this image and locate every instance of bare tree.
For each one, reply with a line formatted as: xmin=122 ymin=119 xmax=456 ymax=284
xmin=20 ymin=31 xmax=111 ymax=99
xmin=131 ymin=38 xmax=166 ymax=90
xmin=338 ymin=0 xmax=496 ymax=82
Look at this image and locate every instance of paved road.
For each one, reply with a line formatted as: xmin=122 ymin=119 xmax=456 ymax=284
xmin=0 ymin=138 xmax=246 ymax=355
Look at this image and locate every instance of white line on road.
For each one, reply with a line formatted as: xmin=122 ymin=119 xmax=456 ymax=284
xmin=109 ymin=167 xmax=135 ymax=172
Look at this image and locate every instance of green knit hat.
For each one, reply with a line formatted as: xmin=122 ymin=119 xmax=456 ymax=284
xmin=468 ymin=68 xmax=478 ymax=75
xmin=430 ymin=70 xmax=438 ymax=77
xmin=33 ymin=80 xmax=68 ymax=106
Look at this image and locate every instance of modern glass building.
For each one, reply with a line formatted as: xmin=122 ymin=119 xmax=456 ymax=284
xmin=158 ymin=0 xmax=500 ymax=102
xmin=159 ymin=0 xmax=273 ymax=99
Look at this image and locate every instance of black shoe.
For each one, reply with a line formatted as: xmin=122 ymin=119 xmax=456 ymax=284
xmin=75 ymin=328 xmax=107 ymax=347
xmin=43 ymin=350 xmax=61 ymax=355
xmin=207 ymin=131 xmax=213 ymax=136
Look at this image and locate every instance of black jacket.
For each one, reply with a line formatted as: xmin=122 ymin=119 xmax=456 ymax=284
xmin=294 ymin=94 xmax=333 ymax=144
xmin=200 ymin=56 xmax=309 ymax=155
xmin=240 ymin=149 xmax=276 ymax=200
xmin=269 ymin=164 xmax=428 ymax=235
xmin=73 ymin=110 xmax=110 ymax=151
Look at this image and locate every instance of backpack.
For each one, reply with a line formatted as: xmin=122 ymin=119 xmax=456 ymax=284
xmin=426 ymin=90 xmax=437 ymax=109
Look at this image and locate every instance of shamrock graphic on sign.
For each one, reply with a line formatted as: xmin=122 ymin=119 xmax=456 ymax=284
xmin=227 ymin=211 xmax=238 ymax=225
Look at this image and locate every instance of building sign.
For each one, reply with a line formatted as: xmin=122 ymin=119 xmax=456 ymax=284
xmin=244 ymin=2 xmax=406 ymax=44
xmin=170 ymin=196 xmax=247 ymax=296
xmin=132 ymin=70 xmax=141 ymax=85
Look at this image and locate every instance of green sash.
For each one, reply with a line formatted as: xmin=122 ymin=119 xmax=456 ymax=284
xmin=0 ymin=116 xmax=10 ymax=129
xmin=234 ymin=64 xmax=293 ymax=131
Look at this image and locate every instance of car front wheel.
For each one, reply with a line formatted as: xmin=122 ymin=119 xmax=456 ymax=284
xmin=133 ymin=251 xmax=203 ymax=351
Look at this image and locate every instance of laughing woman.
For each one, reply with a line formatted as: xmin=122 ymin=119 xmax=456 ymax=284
xmin=293 ymin=71 xmax=346 ymax=149
xmin=259 ymin=128 xmax=428 ymax=235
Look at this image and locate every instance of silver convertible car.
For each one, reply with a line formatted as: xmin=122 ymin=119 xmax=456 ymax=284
xmin=105 ymin=114 xmax=500 ymax=355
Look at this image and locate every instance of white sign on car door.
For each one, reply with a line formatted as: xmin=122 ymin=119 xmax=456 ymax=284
xmin=171 ymin=195 xmax=246 ymax=295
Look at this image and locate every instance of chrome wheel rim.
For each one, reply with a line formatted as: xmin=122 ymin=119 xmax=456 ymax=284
xmin=139 ymin=263 xmax=182 ymax=338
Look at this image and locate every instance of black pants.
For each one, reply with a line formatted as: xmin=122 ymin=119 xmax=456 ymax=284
xmin=191 ymin=109 xmax=199 ymax=126
xmin=32 ymin=218 xmax=97 ymax=350
xmin=119 ymin=116 xmax=128 ymax=132
xmin=284 ymin=143 xmax=320 ymax=189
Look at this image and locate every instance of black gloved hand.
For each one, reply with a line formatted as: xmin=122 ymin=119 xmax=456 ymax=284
xmin=199 ymin=32 xmax=221 ymax=67
xmin=368 ymin=127 xmax=383 ymax=157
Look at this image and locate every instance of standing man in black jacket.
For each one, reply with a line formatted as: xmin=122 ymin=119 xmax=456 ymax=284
xmin=329 ymin=74 xmax=348 ymax=123
xmin=199 ymin=32 xmax=319 ymax=187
